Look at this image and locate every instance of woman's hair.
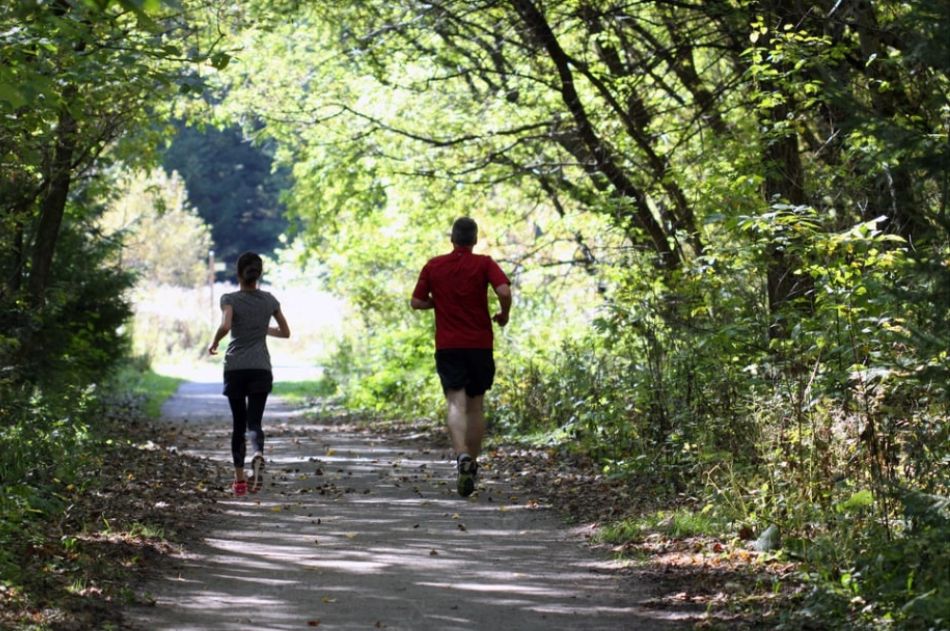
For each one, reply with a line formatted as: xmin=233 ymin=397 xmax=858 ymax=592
xmin=451 ymin=217 xmax=478 ymax=246
xmin=236 ymin=251 xmax=263 ymax=283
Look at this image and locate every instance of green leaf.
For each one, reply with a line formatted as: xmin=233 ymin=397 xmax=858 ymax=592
xmin=116 ymin=0 xmax=162 ymax=14
xmin=81 ymin=0 xmax=113 ymax=10
xmin=115 ymin=0 xmax=161 ymax=31
xmin=837 ymin=490 xmax=874 ymax=512
xmin=0 ymin=83 xmax=26 ymax=108
xmin=209 ymin=52 xmax=231 ymax=70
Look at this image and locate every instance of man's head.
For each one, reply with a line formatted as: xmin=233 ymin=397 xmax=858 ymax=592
xmin=237 ymin=251 xmax=263 ymax=283
xmin=451 ymin=217 xmax=478 ymax=247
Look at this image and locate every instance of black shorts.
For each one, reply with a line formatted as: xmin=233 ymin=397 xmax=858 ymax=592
xmin=223 ymin=369 xmax=273 ymax=398
xmin=435 ymin=349 xmax=495 ymax=397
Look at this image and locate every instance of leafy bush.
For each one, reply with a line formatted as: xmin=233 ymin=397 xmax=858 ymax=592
xmin=0 ymin=385 xmax=98 ymax=582
xmin=322 ymin=316 xmax=443 ymax=418
xmin=0 ymin=222 xmax=136 ymax=585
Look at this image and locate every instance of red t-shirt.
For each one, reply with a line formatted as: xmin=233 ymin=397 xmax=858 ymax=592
xmin=412 ymin=246 xmax=511 ymax=350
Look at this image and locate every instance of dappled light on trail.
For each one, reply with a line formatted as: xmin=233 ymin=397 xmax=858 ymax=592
xmin=125 ymin=388 xmax=685 ymax=630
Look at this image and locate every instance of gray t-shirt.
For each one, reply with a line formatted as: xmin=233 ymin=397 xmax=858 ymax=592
xmin=220 ymin=290 xmax=280 ymax=371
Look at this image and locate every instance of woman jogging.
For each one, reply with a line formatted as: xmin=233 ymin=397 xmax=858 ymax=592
xmin=208 ymin=251 xmax=291 ymax=496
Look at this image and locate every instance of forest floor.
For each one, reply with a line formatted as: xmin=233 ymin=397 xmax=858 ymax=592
xmin=1 ymin=381 xmax=806 ymax=630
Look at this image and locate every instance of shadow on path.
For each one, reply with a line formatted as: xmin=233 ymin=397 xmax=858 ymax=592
xmin=124 ymin=382 xmax=687 ymax=630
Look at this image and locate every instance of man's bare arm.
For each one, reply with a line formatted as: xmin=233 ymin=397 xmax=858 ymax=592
xmin=411 ymin=296 xmax=434 ymax=310
xmin=492 ymin=283 xmax=512 ymax=326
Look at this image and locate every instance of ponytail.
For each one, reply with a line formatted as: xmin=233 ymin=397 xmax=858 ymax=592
xmin=236 ymin=251 xmax=263 ymax=283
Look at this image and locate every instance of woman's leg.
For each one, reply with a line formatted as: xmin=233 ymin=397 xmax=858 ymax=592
xmin=246 ymin=392 xmax=269 ymax=455
xmin=227 ymin=395 xmax=249 ymax=478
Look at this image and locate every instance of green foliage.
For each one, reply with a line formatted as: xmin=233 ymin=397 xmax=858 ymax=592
xmin=792 ymin=489 xmax=950 ymax=629
xmin=0 ymin=0 xmax=232 ymax=611
xmin=98 ymin=168 xmax=214 ymax=287
xmin=0 ymin=381 xmax=101 ymax=585
xmin=0 ymin=223 xmax=136 ymax=586
xmin=322 ymin=318 xmax=442 ymax=418
xmin=1 ymin=220 xmax=135 ymax=390
xmin=596 ymin=508 xmax=724 ymax=544
xmin=272 ymin=379 xmax=336 ymax=406
xmin=161 ymin=121 xmax=290 ymax=265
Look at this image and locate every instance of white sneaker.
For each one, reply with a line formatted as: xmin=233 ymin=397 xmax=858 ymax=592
xmin=250 ymin=453 xmax=265 ymax=493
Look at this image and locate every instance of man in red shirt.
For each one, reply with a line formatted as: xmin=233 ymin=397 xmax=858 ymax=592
xmin=411 ymin=217 xmax=512 ymax=497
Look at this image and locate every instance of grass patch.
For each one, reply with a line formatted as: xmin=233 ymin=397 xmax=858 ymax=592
xmin=138 ymin=371 xmax=183 ymax=419
xmin=486 ymin=425 xmax=574 ymax=450
xmin=597 ymin=507 xmax=724 ymax=544
xmin=115 ymin=364 xmax=183 ymax=419
xmin=123 ymin=522 xmax=166 ymax=540
xmin=272 ymin=378 xmax=335 ymax=405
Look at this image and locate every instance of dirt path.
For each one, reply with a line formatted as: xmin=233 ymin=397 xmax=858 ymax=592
xmin=123 ymin=382 xmax=686 ymax=630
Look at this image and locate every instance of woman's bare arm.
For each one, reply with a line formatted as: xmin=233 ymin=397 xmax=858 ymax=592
xmin=268 ymin=308 xmax=291 ymax=338
xmin=208 ymin=304 xmax=234 ymax=354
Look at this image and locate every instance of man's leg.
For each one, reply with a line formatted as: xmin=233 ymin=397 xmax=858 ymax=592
xmin=446 ymin=389 xmax=485 ymax=497
xmin=464 ymin=394 xmax=486 ymax=459
xmin=445 ymin=388 xmax=469 ymax=455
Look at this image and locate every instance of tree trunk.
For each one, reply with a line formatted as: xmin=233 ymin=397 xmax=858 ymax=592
xmin=28 ymin=105 xmax=77 ymax=307
xmin=852 ymin=1 xmax=926 ymax=240
xmin=763 ymin=102 xmax=813 ymax=339
xmin=10 ymin=219 xmax=24 ymax=293
xmin=2 ymin=184 xmax=30 ymax=296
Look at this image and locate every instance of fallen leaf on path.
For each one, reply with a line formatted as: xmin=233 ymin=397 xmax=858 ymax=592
xmin=429 ymin=549 xmax=439 ymax=556
xmin=307 ymin=620 xmax=320 ymax=627
xmin=321 ymin=596 xmax=337 ymax=604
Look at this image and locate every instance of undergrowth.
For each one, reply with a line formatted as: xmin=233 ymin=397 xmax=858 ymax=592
xmin=0 ymin=360 xmax=211 ymax=630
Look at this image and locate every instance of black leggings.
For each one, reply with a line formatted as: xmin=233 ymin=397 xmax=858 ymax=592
xmin=228 ymin=393 xmax=268 ymax=468
xmin=223 ymin=369 xmax=273 ymax=469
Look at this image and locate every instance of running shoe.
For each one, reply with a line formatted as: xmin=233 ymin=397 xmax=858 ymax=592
xmin=232 ymin=480 xmax=248 ymax=497
xmin=250 ymin=453 xmax=265 ymax=493
xmin=457 ymin=456 xmax=478 ymax=497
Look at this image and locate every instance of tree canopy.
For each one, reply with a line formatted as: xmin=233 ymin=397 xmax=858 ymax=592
xmin=1 ymin=0 xmax=947 ymax=626
xmin=162 ymin=121 xmax=289 ymax=264
xmin=97 ymin=167 xmax=213 ymax=286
